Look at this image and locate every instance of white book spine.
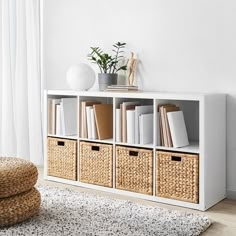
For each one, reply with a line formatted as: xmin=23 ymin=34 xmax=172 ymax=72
xmin=139 ymin=113 xmax=153 ymax=145
xmin=90 ymin=108 xmax=97 ymax=139
xmin=81 ymin=103 xmax=85 ymax=138
xmin=127 ymin=110 xmax=135 ymax=143
xmin=56 ymin=104 xmax=61 ymax=136
xmin=61 ymin=98 xmax=77 ymax=136
xmin=60 ymin=101 xmax=65 ymax=136
xmin=116 ymin=109 xmax=121 ymax=142
xmin=139 ymin=115 xmax=143 ymax=145
xmin=167 ymin=111 xmax=189 ymax=148
xmin=86 ymin=107 xmax=92 ymax=139
xmin=134 ymin=105 xmax=153 ymax=144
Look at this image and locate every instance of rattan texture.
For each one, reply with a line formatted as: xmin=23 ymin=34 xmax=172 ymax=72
xmin=0 ymin=187 xmax=41 ymax=227
xmin=116 ymin=146 xmax=153 ymax=195
xmin=0 ymin=157 xmax=38 ymax=198
xmin=79 ymin=142 xmax=113 ymax=188
xmin=47 ymin=137 xmax=77 ymax=180
xmin=157 ymin=151 xmax=199 ymax=203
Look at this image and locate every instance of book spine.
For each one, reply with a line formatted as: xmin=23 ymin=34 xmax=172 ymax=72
xmin=90 ymin=108 xmax=97 ymax=139
xmin=127 ymin=110 xmax=135 ymax=143
xmin=56 ymin=104 xmax=61 ymax=136
xmin=116 ymin=109 xmax=121 ymax=142
xmin=86 ymin=107 xmax=92 ymax=139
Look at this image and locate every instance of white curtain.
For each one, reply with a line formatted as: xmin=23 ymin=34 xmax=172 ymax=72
xmin=0 ymin=0 xmax=43 ymax=165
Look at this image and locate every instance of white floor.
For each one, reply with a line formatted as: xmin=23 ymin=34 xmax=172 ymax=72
xmin=37 ymin=168 xmax=236 ymax=236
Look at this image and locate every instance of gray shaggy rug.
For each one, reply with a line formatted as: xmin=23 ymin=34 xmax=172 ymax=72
xmin=0 ymin=186 xmax=211 ymax=236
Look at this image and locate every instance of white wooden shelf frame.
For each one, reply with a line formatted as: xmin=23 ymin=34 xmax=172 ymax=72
xmin=44 ymin=90 xmax=226 ymax=211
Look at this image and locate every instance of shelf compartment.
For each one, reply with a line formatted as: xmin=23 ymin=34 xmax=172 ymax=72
xmin=116 ymin=146 xmax=153 ymax=195
xmin=156 ymin=99 xmax=199 ymax=148
xmin=79 ymin=96 xmax=113 ymax=140
xmin=47 ymin=96 xmax=78 ymax=138
xmin=114 ymin=98 xmax=154 ymax=144
xmin=79 ymin=141 xmax=113 ymax=188
xmin=156 ymin=150 xmax=199 ymax=204
xmin=47 ymin=137 xmax=77 ymax=180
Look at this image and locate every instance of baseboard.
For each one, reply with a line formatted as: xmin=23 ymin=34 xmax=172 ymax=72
xmin=227 ymin=190 xmax=236 ymax=200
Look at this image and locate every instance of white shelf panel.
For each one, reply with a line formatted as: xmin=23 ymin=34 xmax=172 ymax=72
xmin=48 ymin=134 xmax=78 ymax=140
xmin=79 ymin=138 xmax=114 ymax=144
xmin=115 ymin=142 xmax=154 ymax=149
xmin=47 ymin=89 xmax=208 ymax=101
xmin=156 ymin=141 xmax=199 ymax=154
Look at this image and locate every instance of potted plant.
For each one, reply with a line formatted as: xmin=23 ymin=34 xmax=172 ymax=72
xmin=88 ymin=42 xmax=127 ymax=91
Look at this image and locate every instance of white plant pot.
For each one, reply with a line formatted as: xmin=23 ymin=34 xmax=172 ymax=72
xmin=66 ymin=64 xmax=95 ymax=91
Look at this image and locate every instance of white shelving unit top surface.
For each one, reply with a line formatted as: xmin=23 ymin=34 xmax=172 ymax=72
xmin=47 ymin=89 xmax=216 ymax=101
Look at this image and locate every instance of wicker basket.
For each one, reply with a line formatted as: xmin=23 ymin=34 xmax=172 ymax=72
xmin=116 ymin=146 xmax=153 ymax=195
xmin=157 ymin=151 xmax=199 ymax=203
xmin=79 ymin=142 xmax=113 ymax=187
xmin=47 ymin=137 xmax=77 ymax=180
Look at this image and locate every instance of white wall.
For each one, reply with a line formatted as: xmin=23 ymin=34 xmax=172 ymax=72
xmin=43 ymin=0 xmax=236 ymax=197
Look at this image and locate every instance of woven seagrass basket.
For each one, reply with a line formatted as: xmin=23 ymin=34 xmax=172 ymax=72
xmin=157 ymin=151 xmax=199 ymax=203
xmin=47 ymin=137 xmax=77 ymax=180
xmin=116 ymin=146 xmax=153 ymax=195
xmin=79 ymin=142 xmax=113 ymax=187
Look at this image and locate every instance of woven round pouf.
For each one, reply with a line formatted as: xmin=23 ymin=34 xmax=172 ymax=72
xmin=0 ymin=157 xmax=38 ymax=198
xmin=0 ymin=157 xmax=41 ymax=226
xmin=0 ymin=188 xmax=41 ymax=226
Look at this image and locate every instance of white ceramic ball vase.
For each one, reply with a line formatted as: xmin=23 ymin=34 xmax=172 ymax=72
xmin=66 ymin=64 xmax=95 ymax=90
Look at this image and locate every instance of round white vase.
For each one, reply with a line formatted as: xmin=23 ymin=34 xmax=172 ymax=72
xmin=66 ymin=63 xmax=95 ymax=90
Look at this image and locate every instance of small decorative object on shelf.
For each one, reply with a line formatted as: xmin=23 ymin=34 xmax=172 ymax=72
xmin=127 ymin=52 xmax=137 ymax=86
xmin=66 ymin=63 xmax=95 ymax=90
xmin=88 ymin=42 xmax=127 ymax=91
xmin=106 ymin=85 xmax=139 ymax=92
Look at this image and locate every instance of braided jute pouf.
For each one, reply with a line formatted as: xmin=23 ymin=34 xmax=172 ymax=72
xmin=0 ymin=157 xmax=41 ymax=226
xmin=0 ymin=188 xmax=41 ymax=226
xmin=0 ymin=157 xmax=38 ymax=198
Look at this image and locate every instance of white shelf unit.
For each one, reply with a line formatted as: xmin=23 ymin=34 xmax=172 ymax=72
xmin=44 ymin=90 xmax=226 ymax=211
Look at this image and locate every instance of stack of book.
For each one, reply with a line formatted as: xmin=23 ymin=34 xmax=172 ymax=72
xmin=80 ymin=101 xmax=113 ymax=140
xmin=116 ymin=102 xmax=153 ymax=145
xmin=159 ymin=104 xmax=189 ymax=148
xmin=106 ymin=85 xmax=139 ymax=92
xmin=48 ymin=98 xmax=77 ymax=136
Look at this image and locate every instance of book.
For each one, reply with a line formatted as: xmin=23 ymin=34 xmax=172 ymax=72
xmin=163 ymin=105 xmax=179 ymax=147
xmin=156 ymin=111 xmax=160 ymax=146
xmin=121 ymin=101 xmax=140 ymax=142
xmin=90 ymin=108 xmax=98 ymax=139
xmin=160 ymin=106 xmax=168 ymax=146
xmin=94 ymin=104 xmax=113 ymax=140
xmin=159 ymin=104 xmax=178 ymax=147
xmin=126 ymin=110 xmax=135 ymax=143
xmin=106 ymin=85 xmax=139 ymax=91
xmin=134 ymin=105 xmax=153 ymax=144
xmin=167 ymin=111 xmax=189 ymax=148
xmin=80 ymin=101 xmax=100 ymax=138
xmin=139 ymin=113 xmax=153 ymax=145
xmin=51 ymin=99 xmax=61 ymax=135
xmin=61 ymin=98 xmax=77 ymax=136
xmin=107 ymin=85 xmax=138 ymax=88
xmin=56 ymin=104 xmax=62 ymax=135
xmin=86 ymin=106 xmax=92 ymax=139
xmin=116 ymin=108 xmax=121 ymax=142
